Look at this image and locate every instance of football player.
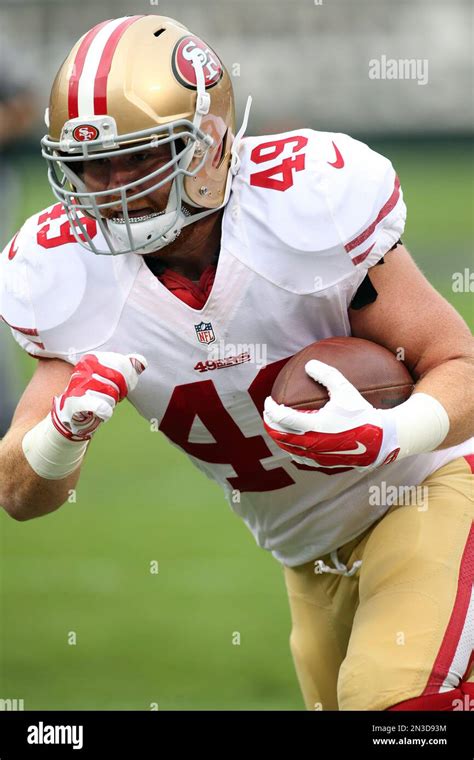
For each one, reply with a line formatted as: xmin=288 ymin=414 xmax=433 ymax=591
xmin=0 ymin=15 xmax=473 ymax=711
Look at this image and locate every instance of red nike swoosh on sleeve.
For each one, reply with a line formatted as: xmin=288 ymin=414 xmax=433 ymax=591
xmin=327 ymin=141 xmax=344 ymax=169
xmin=7 ymin=232 xmax=19 ymax=260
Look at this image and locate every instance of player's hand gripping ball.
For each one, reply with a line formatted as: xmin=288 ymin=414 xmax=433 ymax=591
xmin=263 ymin=337 xmax=414 ymax=475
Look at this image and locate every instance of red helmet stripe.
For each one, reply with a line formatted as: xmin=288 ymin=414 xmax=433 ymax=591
xmin=93 ymin=15 xmax=144 ymax=115
xmin=68 ymin=20 xmax=111 ymax=119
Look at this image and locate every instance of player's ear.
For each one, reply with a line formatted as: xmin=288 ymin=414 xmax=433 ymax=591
xmin=211 ymin=129 xmax=228 ymax=168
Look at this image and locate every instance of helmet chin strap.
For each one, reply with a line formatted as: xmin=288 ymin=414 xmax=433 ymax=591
xmin=181 ymin=93 xmax=253 ymax=221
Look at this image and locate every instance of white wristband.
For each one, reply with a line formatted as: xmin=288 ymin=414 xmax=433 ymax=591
xmin=384 ymin=392 xmax=450 ymax=459
xmin=22 ymin=414 xmax=89 ymax=480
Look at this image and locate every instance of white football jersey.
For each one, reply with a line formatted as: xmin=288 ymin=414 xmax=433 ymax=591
xmin=1 ymin=129 xmax=472 ymax=566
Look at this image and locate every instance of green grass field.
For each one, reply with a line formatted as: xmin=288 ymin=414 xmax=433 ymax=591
xmin=1 ymin=144 xmax=472 ymax=710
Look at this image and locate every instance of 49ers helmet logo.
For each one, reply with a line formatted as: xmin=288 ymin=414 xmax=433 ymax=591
xmin=172 ymin=35 xmax=223 ymax=90
xmin=72 ymin=124 xmax=99 ymax=142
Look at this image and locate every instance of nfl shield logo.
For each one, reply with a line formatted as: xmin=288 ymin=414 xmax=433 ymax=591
xmin=195 ymin=321 xmax=216 ymax=344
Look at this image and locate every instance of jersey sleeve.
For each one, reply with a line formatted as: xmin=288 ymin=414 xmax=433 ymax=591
xmin=0 ymin=217 xmax=49 ymax=357
xmin=317 ymin=131 xmax=406 ymax=271
xmin=0 ymin=203 xmax=140 ymax=359
xmin=224 ymin=129 xmax=406 ymax=295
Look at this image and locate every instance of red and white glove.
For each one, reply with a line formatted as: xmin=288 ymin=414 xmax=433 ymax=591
xmin=22 ymin=350 xmax=148 ymax=480
xmin=263 ymin=359 xmax=449 ymax=475
xmin=51 ymin=352 xmax=147 ymax=441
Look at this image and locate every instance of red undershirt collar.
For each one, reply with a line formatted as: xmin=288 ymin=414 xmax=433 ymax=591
xmin=158 ymin=263 xmax=217 ymax=309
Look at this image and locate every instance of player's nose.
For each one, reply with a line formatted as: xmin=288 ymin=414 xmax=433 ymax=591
xmin=106 ymin=160 xmax=141 ymax=188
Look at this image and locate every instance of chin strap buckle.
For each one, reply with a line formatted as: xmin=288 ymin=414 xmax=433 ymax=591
xmin=196 ymin=92 xmax=211 ymax=116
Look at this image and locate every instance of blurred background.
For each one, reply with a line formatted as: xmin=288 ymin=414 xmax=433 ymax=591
xmin=0 ymin=0 xmax=472 ymax=710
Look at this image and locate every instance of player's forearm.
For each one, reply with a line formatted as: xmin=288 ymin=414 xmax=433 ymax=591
xmin=0 ymin=352 xmax=146 ymax=521
xmin=0 ymin=424 xmax=82 ymax=521
xmin=413 ymin=355 xmax=474 ymax=449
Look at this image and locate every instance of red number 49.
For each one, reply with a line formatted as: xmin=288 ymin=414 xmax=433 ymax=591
xmin=249 ymin=135 xmax=308 ymax=191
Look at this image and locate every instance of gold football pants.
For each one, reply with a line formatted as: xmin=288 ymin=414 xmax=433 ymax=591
xmin=283 ymin=456 xmax=474 ymax=711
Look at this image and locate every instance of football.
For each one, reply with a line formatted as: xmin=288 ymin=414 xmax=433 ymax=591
xmin=271 ymin=336 xmax=414 ymax=411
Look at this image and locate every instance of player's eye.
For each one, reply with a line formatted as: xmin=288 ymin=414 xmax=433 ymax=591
xmin=130 ymin=152 xmax=150 ymax=163
xmin=80 ymin=157 xmax=109 ymax=173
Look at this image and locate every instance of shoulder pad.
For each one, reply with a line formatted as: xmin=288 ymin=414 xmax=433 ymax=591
xmin=0 ymin=203 xmax=140 ymax=357
xmin=223 ymin=129 xmax=406 ymax=292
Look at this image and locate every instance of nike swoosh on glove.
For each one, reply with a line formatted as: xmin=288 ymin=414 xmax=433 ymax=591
xmin=51 ymin=352 xmax=147 ymax=441
xmin=263 ymin=359 xmax=400 ymax=475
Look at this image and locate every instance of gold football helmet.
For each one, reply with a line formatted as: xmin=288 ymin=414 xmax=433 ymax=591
xmin=41 ymin=15 xmax=251 ymax=255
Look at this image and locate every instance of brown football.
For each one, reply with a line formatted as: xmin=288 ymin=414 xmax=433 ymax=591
xmin=271 ymin=336 xmax=414 ymax=411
